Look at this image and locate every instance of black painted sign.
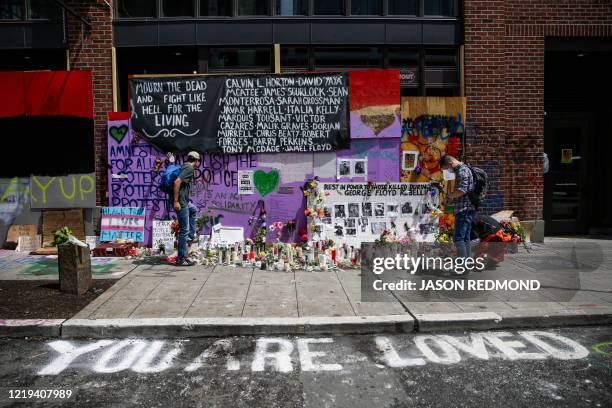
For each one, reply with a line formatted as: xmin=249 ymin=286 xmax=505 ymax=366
xmin=130 ymin=73 xmax=349 ymax=154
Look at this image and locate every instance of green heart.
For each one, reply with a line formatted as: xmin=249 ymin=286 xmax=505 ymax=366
xmin=110 ymin=125 xmax=128 ymax=144
xmin=253 ymin=170 xmax=279 ymax=197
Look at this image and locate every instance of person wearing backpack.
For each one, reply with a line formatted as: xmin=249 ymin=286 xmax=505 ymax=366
xmin=171 ymin=151 xmax=201 ymax=267
xmin=440 ymin=155 xmax=478 ymax=270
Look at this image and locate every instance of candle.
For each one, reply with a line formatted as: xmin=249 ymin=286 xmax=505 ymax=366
xmin=287 ymin=244 xmax=294 ymax=264
xmin=217 ymin=250 xmax=223 ymax=264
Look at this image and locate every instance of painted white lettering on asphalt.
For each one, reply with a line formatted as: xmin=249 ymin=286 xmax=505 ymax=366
xmin=438 ymin=334 xmax=489 ymax=360
xmin=38 ymin=340 xmax=114 ymax=375
xmin=93 ymin=340 xmax=149 ymax=373
xmin=483 ymin=332 xmax=547 ymax=361
xmin=185 ymin=339 xmax=240 ymax=372
xmin=519 ymin=331 xmax=589 ymax=360
xmin=36 ymin=331 xmax=594 ymax=375
xmin=375 ymin=336 xmax=426 ymax=367
xmin=132 ymin=341 xmax=182 ymax=373
xmin=251 ymin=338 xmax=294 ymax=373
xmin=297 ymin=338 xmax=342 ymax=371
xmin=414 ymin=335 xmax=461 ymax=364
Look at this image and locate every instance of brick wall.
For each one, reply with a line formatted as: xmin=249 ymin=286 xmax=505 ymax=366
xmin=464 ymin=0 xmax=612 ymax=220
xmin=65 ymin=0 xmax=113 ymax=206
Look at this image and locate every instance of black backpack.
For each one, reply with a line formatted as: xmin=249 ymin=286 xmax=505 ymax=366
xmin=466 ymin=165 xmax=488 ymax=210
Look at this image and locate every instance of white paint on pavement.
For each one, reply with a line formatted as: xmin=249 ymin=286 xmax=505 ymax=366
xmin=375 ymin=336 xmax=426 ymax=368
xmin=185 ymin=339 xmax=240 ymax=372
xmin=38 ymin=340 xmax=114 ymax=375
xmin=438 ymin=334 xmax=489 ymax=360
xmin=93 ymin=340 xmax=149 ymax=373
xmin=297 ymin=338 xmax=342 ymax=372
xmin=132 ymin=341 xmax=183 ymax=373
xmin=482 ymin=332 xmax=547 ymax=361
xmin=518 ymin=331 xmax=589 ymax=360
xmin=414 ymin=335 xmax=461 ymax=364
xmin=251 ymin=338 xmax=294 ymax=373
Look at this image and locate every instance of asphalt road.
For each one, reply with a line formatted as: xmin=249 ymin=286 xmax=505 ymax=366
xmin=0 ymin=326 xmax=611 ymax=407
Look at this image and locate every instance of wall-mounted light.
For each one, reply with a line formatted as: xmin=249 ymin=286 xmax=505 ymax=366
xmin=172 ymin=52 xmax=182 ymax=57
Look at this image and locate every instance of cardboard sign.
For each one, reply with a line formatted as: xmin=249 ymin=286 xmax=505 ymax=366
xmin=210 ymin=224 xmax=244 ymax=246
xmin=152 ymin=220 xmax=175 ymax=251
xmin=29 ymin=173 xmax=96 ymax=209
xmin=100 ymin=207 xmax=145 ymax=242
xmin=6 ymin=224 xmax=38 ymax=244
xmin=237 ymin=170 xmax=254 ymax=195
xmin=42 ymin=209 xmax=85 ymax=245
xmin=16 ymin=234 xmax=41 ymax=253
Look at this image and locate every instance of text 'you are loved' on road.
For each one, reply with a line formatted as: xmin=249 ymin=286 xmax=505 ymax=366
xmin=38 ymin=331 xmax=592 ymax=376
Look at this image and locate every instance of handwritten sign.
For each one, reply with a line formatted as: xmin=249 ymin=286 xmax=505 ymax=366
xmin=100 ymin=207 xmax=145 ymax=242
xmin=237 ymin=170 xmax=254 ymax=195
xmin=16 ymin=234 xmax=41 ymax=253
xmin=130 ymin=73 xmax=349 ymax=154
xmin=152 ymin=220 xmax=175 ymax=252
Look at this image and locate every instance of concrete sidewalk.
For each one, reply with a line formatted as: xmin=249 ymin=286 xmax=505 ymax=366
xmin=3 ymin=237 xmax=612 ymax=337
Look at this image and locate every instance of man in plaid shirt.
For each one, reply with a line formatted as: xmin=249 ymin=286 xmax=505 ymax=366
xmin=440 ymin=155 xmax=476 ymax=265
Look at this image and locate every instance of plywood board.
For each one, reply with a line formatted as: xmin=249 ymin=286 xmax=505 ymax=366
xmin=42 ymin=209 xmax=85 ymax=245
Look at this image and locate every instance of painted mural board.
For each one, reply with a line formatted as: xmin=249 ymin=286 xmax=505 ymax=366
xmin=29 ymin=173 xmax=96 ymax=209
xmin=100 ymin=207 xmax=145 ymax=242
xmin=130 ymin=73 xmax=349 ymax=154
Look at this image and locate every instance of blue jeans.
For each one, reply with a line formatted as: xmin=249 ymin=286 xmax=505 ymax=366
xmin=453 ymin=209 xmax=476 ymax=259
xmin=176 ymin=202 xmax=197 ymax=260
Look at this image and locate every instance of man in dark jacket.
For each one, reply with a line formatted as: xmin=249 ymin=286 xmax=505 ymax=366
xmin=173 ymin=151 xmax=201 ymax=266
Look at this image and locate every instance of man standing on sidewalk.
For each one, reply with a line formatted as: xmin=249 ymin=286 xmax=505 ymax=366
xmin=173 ymin=151 xmax=201 ymax=267
xmin=440 ymin=155 xmax=476 ymax=263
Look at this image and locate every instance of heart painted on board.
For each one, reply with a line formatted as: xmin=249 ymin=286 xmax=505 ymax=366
xmin=110 ymin=125 xmax=129 ymax=144
xmin=253 ymin=170 xmax=279 ymax=197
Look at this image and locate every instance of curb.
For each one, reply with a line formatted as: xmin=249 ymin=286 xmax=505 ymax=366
xmin=0 ymin=319 xmax=65 ymax=338
xmin=414 ymin=312 xmax=502 ymax=332
xmin=60 ymin=315 xmax=416 ymax=338
xmin=494 ymin=307 xmax=612 ymax=329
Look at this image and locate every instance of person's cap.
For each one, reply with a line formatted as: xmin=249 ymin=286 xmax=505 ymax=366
xmin=187 ymin=151 xmax=200 ymax=160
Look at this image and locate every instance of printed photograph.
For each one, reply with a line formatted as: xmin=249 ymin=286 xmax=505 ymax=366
xmin=348 ymin=203 xmax=360 ymax=218
xmin=371 ymin=221 xmax=386 ymax=235
xmin=374 ymin=203 xmax=385 ymax=217
xmin=334 ymin=204 xmax=346 ymax=218
xmin=323 ymin=206 xmax=332 ymax=218
xmin=353 ymin=159 xmax=367 ymax=176
xmin=321 ymin=217 xmax=332 ymax=224
xmin=362 ymin=202 xmax=373 ymax=217
xmin=345 ymin=218 xmax=356 ymax=228
xmin=345 ymin=228 xmax=357 ymax=236
xmin=334 ymin=224 xmax=344 ymax=237
xmin=338 ymin=160 xmax=351 ymax=177
xmin=401 ymin=202 xmax=413 ymax=215
xmin=359 ymin=217 xmax=369 ymax=226
xmin=386 ymin=203 xmax=399 ymax=216
xmin=402 ymin=150 xmax=419 ymax=171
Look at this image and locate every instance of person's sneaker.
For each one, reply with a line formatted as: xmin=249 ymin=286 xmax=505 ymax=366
xmin=188 ymin=235 xmax=200 ymax=244
xmin=176 ymin=258 xmax=196 ymax=267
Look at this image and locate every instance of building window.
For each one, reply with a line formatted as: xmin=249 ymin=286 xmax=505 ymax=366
xmin=116 ymin=0 xmax=156 ymax=18
xmin=387 ymin=48 xmax=418 ymax=68
xmin=276 ymin=0 xmax=308 ymax=16
xmin=162 ymin=0 xmax=194 ymax=17
xmin=314 ymin=48 xmax=382 ymax=69
xmin=314 ymin=0 xmax=344 ymax=15
xmin=0 ymin=0 xmax=23 ymax=19
xmin=238 ymin=0 xmax=270 ymax=16
xmin=425 ymin=49 xmax=457 ymax=67
xmin=280 ymin=47 xmax=309 ymax=70
xmin=351 ymin=0 xmax=382 ymax=15
xmin=209 ymin=48 xmax=271 ymax=70
xmin=388 ymin=0 xmax=417 ymax=15
xmin=424 ymin=0 xmax=457 ymax=16
xmin=200 ymin=0 xmax=232 ymax=16
xmin=28 ymin=0 xmax=61 ymax=19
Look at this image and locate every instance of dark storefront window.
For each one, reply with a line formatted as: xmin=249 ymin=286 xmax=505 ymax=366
xmin=351 ymin=0 xmax=382 ymax=15
xmin=0 ymin=0 xmax=23 ymax=19
xmin=200 ymin=0 xmax=232 ymax=16
xmin=276 ymin=0 xmax=308 ymax=16
xmin=388 ymin=0 xmax=417 ymax=15
xmin=425 ymin=48 xmax=458 ymax=95
xmin=209 ymin=48 xmax=271 ymax=70
xmin=314 ymin=0 xmax=344 ymax=15
xmin=238 ymin=0 xmax=270 ymax=16
xmin=28 ymin=0 xmax=61 ymax=19
xmin=425 ymin=49 xmax=457 ymax=67
xmin=314 ymin=47 xmax=382 ymax=69
xmin=424 ymin=0 xmax=457 ymax=16
xmin=117 ymin=0 xmax=156 ymax=18
xmin=162 ymin=0 xmax=194 ymax=17
xmin=388 ymin=48 xmax=418 ymax=67
xmin=281 ymin=47 xmax=309 ymax=69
